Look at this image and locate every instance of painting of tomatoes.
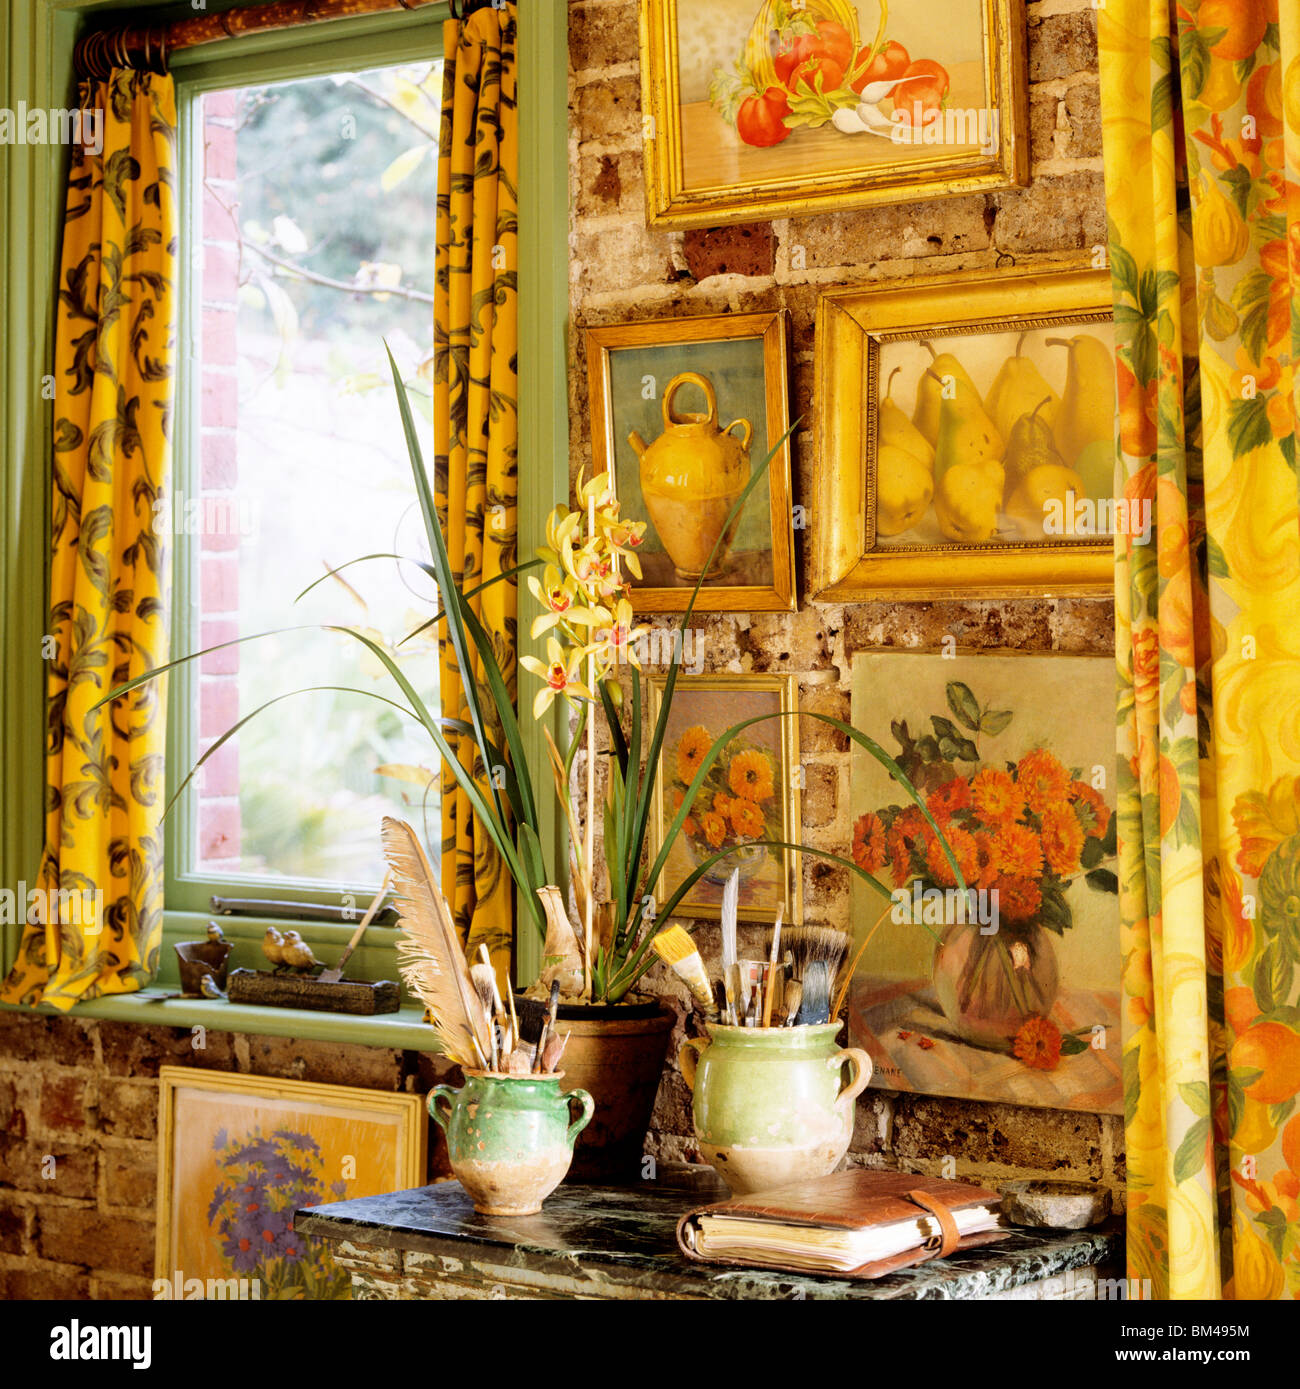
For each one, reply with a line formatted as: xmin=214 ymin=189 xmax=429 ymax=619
xmin=641 ymin=0 xmax=1028 ymax=227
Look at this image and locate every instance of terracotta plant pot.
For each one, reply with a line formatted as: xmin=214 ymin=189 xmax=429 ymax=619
xmin=549 ymin=1003 xmax=676 ymax=1182
xmin=679 ymin=1023 xmax=872 ymax=1194
xmin=428 ymin=1071 xmax=594 ymax=1216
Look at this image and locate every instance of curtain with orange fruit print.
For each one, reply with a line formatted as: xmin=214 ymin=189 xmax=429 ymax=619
xmin=1099 ymin=0 xmax=1300 ymax=1298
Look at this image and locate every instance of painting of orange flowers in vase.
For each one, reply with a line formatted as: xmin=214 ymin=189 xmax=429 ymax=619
xmin=847 ymin=652 xmax=1121 ymax=1112
xmin=649 ymin=674 xmax=801 ymax=922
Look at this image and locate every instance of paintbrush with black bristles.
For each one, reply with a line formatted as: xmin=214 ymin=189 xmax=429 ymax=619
xmin=784 ymin=926 xmax=851 ymax=1026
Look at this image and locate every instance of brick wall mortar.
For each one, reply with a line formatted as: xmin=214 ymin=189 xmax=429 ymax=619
xmin=568 ymin=0 xmax=1124 ymax=1197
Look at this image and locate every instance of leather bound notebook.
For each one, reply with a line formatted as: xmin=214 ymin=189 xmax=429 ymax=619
xmin=676 ymin=1169 xmax=1009 ymax=1280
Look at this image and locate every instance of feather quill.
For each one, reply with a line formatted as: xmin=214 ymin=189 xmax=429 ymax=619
xmin=382 ymin=816 xmax=490 ymax=1069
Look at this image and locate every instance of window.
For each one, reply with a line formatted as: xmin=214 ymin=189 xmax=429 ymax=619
xmin=169 ymin=29 xmax=443 ymax=912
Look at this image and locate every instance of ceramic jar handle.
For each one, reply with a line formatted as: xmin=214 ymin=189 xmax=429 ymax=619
xmin=722 ymin=417 xmax=753 ymax=453
xmin=565 ymin=1088 xmax=595 ymax=1146
xmin=830 ymin=1047 xmax=873 ymax=1113
xmin=428 ymin=1084 xmax=457 ymax=1132
xmin=662 ymin=371 xmax=717 ymax=429
xmin=678 ymin=1037 xmax=707 ymax=1093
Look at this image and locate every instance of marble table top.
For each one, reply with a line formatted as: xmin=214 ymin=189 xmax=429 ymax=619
xmin=296 ymin=1179 xmax=1123 ymax=1300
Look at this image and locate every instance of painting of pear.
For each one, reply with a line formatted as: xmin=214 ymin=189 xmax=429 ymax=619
xmin=873 ymin=320 xmax=1117 ymax=550
xmin=629 ymin=372 xmax=752 ymax=581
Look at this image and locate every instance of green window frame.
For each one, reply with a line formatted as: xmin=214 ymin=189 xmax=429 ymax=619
xmin=0 ymin=0 xmax=567 ymax=1033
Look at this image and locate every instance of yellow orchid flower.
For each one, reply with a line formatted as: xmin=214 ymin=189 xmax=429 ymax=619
xmin=519 ymin=637 xmax=596 ymax=717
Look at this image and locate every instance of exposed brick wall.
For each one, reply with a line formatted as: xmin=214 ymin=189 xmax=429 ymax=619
xmin=567 ymin=0 xmax=1124 ymax=1198
xmin=0 ymin=1015 xmax=453 ymax=1299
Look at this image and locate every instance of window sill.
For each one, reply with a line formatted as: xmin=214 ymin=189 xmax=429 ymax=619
xmin=0 ymin=992 xmax=441 ymax=1050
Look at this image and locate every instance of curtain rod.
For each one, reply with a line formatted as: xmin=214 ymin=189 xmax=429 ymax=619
xmin=74 ymin=0 xmax=502 ymax=79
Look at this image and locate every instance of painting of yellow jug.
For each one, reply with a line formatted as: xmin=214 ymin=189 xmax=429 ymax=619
xmin=628 ymin=372 xmax=751 ymax=581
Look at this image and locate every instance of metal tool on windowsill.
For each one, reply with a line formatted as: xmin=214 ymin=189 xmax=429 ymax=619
xmin=317 ymin=871 xmax=391 ymax=983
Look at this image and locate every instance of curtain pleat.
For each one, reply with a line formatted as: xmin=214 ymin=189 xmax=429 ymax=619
xmin=1101 ymin=0 xmax=1300 ymax=1298
xmin=1 ymin=70 xmax=176 ymax=1009
xmin=433 ymin=4 xmax=519 ymax=979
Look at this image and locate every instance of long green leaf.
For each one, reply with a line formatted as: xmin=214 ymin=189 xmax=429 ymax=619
xmin=160 ymin=685 xmax=422 ymax=822
xmin=294 ymin=552 xmax=436 ymax=604
xmin=456 ymin=591 xmax=539 ymax=831
xmin=397 ymin=557 xmax=542 ymax=646
xmin=623 ymin=707 xmax=963 ymax=964
xmin=619 ymin=670 xmax=643 ymax=949
xmin=329 ymin=620 xmax=538 ymax=932
xmin=386 ymin=345 xmax=507 ymax=833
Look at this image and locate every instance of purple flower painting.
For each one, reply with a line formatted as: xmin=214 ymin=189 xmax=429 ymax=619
xmin=206 ymin=1127 xmax=352 ymax=1299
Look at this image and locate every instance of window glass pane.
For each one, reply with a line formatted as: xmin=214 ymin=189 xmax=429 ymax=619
xmin=188 ymin=61 xmax=441 ymax=887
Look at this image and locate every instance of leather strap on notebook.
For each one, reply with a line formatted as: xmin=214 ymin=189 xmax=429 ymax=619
xmin=905 ymin=1189 xmax=960 ymax=1258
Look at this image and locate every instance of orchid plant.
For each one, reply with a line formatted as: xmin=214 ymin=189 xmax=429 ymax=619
xmin=98 ymin=349 xmax=965 ymax=1005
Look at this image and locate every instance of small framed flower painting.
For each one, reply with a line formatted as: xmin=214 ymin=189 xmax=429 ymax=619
xmin=647 ymin=673 xmax=801 ymax=923
xmin=156 ymin=1068 xmax=426 ymax=1300
xmin=846 ymin=652 xmax=1121 ymax=1113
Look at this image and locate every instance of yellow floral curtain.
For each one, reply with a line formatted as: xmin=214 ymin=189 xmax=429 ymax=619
xmin=1 ymin=71 xmax=176 ymax=1009
xmin=434 ymin=3 xmax=519 ymax=975
xmin=1101 ymin=1 xmax=1300 ymax=1297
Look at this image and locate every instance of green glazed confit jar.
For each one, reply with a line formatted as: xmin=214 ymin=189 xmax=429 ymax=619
xmin=429 ymin=1072 xmax=594 ymax=1216
xmin=679 ymin=1023 xmax=872 ymax=1194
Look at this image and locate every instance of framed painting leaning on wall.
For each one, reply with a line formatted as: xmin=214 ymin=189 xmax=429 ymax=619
xmin=640 ymin=0 xmax=1028 ymax=227
xmin=156 ymin=1068 xmax=426 ymax=1300
xmin=846 ymin=652 xmax=1121 ymax=1114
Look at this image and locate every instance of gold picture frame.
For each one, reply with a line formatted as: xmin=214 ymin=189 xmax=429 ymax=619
xmin=639 ymin=0 xmax=1029 ymax=228
xmin=155 ymin=1067 xmax=425 ymax=1299
xmin=647 ymin=673 xmax=802 ymax=924
xmin=586 ymin=311 xmax=796 ymax=613
xmin=811 ymin=263 xmax=1118 ymax=601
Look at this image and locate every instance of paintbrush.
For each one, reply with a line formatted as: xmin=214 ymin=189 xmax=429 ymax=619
xmin=783 ymin=978 xmax=802 ymax=1026
xmin=720 ymin=868 xmax=739 ymax=1024
xmin=469 ymin=962 xmax=500 ymax=1070
xmin=651 ymin=926 xmax=716 ymax=1014
xmin=534 ymin=979 xmax=561 ymax=1073
xmin=478 ymin=944 xmax=510 ymax=1059
xmin=785 ymin=926 xmax=851 ymax=1025
xmin=762 ymin=906 xmax=783 ymax=1028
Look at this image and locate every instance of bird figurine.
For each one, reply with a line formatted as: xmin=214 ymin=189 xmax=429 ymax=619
xmin=280 ymin=930 xmax=320 ymax=972
xmin=198 ymin=973 xmax=228 ymax=1001
xmin=206 ymin=921 xmax=226 ymax=945
xmin=262 ymin=926 xmax=286 ymax=970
